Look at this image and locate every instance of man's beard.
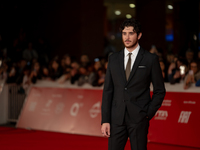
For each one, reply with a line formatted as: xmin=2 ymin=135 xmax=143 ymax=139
xmin=123 ymin=40 xmax=138 ymax=48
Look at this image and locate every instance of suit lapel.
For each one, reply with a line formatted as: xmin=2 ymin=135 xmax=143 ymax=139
xmin=119 ymin=50 xmax=126 ymax=83
xmin=126 ymin=47 xmax=145 ymax=85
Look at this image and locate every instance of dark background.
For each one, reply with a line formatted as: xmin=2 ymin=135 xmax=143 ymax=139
xmin=0 ymin=0 xmax=199 ymax=60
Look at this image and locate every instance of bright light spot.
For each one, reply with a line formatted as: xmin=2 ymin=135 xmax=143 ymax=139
xmin=110 ymin=35 xmax=115 ymax=40
xmin=126 ymin=14 xmax=132 ymax=19
xmin=129 ymin=4 xmax=135 ymax=8
xmin=168 ymin=5 xmax=173 ymax=9
xmin=115 ymin=10 xmax=121 ymax=15
xmin=193 ymin=35 xmax=197 ymax=41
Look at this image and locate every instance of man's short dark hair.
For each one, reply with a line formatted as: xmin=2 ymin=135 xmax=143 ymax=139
xmin=119 ymin=18 xmax=142 ymax=36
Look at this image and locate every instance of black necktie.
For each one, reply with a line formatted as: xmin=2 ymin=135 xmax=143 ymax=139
xmin=126 ymin=53 xmax=132 ymax=80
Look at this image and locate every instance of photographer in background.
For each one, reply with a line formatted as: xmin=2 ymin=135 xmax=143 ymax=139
xmin=184 ymin=61 xmax=200 ymax=89
xmin=168 ymin=57 xmax=187 ymax=84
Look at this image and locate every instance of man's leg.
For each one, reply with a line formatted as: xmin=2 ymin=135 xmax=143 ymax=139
xmin=108 ymin=124 xmax=128 ymax=150
xmin=127 ymin=118 xmax=149 ymax=150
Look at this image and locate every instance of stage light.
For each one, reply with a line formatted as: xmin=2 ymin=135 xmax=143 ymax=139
xmin=115 ymin=10 xmax=121 ymax=15
xmin=168 ymin=5 xmax=173 ymax=9
xmin=129 ymin=4 xmax=135 ymax=8
xmin=126 ymin=14 xmax=132 ymax=19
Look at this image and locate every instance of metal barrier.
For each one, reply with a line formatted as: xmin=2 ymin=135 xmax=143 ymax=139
xmin=7 ymin=84 xmax=26 ymax=122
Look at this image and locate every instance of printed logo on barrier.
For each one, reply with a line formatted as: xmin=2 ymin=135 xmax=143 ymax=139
xmin=183 ymin=101 xmax=196 ymax=105
xmin=178 ymin=111 xmax=191 ymax=123
xmin=162 ymin=100 xmax=172 ymax=106
xmin=89 ymin=101 xmax=101 ymax=118
xmin=41 ymin=99 xmax=53 ymax=115
xmin=70 ymin=102 xmax=84 ymax=116
xmin=77 ymin=95 xmax=84 ymax=99
xmin=55 ymin=103 xmax=65 ymax=114
xmin=28 ymin=101 xmax=37 ymax=112
xmin=154 ymin=110 xmax=168 ymax=120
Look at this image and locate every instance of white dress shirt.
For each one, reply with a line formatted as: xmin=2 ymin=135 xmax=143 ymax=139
xmin=124 ymin=44 xmax=140 ymax=70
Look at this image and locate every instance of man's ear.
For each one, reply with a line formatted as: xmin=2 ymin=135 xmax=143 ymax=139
xmin=138 ymin=33 xmax=142 ymax=40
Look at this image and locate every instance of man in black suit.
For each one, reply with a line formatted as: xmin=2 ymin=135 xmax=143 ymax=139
xmin=101 ymin=19 xmax=166 ymax=150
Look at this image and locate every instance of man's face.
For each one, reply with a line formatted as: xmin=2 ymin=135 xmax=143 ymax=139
xmin=122 ymin=26 xmax=142 ymax=49
xmin=190 ymin=62 xmax=198 ymax=74
xmin=186 ymin=52 xmax=194 ymax=61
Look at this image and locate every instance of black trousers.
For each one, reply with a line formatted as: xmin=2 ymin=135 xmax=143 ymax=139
xmin=108 ymin=109 xmax=149 ymax=150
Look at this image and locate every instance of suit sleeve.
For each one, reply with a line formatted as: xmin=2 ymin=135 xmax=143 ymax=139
xmin=101 ymin=56 xmax=114 ymax=124
xmin=147 ymin=55 xmax=166 ymax=120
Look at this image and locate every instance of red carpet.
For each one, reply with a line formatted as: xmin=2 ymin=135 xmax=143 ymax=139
xmin=0 ymin=127 xmax=198 ymax=150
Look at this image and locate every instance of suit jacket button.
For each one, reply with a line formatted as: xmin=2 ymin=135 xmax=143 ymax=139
xmin=123 ymin=100 xmax=125 ymax=102
xmin=124 ymin=88 xmax=127 ymax=90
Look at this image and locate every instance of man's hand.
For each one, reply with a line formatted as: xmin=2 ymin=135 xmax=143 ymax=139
xmin=173 ymin=70 xmax=180 ymax=79
xmin=101 ymin=123 xmax=110 ymax=137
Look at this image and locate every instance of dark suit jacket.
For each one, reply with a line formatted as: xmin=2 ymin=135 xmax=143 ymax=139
xmin=101 ymin=47 xmax=166 ymax=125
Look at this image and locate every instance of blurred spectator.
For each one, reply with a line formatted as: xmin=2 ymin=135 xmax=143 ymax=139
xmin=185 ymin=48 xmax=194 ymax=64
xmin=90 ymin=59 xmax=106 ymax=86
xmin=156 ymin=48 xmax=164 ymax=59
xmin=71 ymin=61 xmax=80 ymax=70
xmin=184 ymin=61 xmax=200 ymax=89
xmin=168 ymin=57 xmax=187 ymax=84
xmin=0 ymin=61 xmax=8 ymax=80
xmin=15 ymin=59 xmax=28 ymax=84
xmin=77 ymin=66 xmax=88 ymax=86
xmin=77 ymin=64 xmax=96 ymax=86
xmin=41 ymin=66 xmax=51 ymax=80
xmin=64 ymin=55 xmax=72 ymax=74
xmin=159 ymin=60 xmax=166 ymax=79
xmin=99 ymin=56 xmax=107 ymax=67
xmin=166 ymin=53 xmax=175 ymax=63
xmin=149 ymin=45 xmax=158 ymax=54
xmin=94 ymin=60 xmax=102 ymax=71
xmin=60 ymin=57 xmax=65 ymax=71
xmin=104 ymin=61 xmax=108 ymax=70
xmin=6 ymin=63 xmax=18 ymax=83
xmin=70 ymin=67 xmax=80 ymax=84
xmin=30 ymin=62 xmax=42 ymax=84
xmin=57 ymin=68 xmax=71 ymax=84
xmin=49 ymin=59 xmax=63 ymax=81
xmin=166 ymin=53 xmax=176 ymax=71
xmin=22 ymin=66 xmax=31 ymax=93
xmin=64 ymin=54 xmax=71 ymax=68
xmin=80 ymin=54 xmax=90 ymax=67
xmin=57 ymin=73 xmax=70 ymax=84
xmin=92 ymin=68 xmax=105 ymax=87
xmin=22 ymin=42 xmax=38 ymax=62
xmin=60 ymin=54 xmax=71 ymax=72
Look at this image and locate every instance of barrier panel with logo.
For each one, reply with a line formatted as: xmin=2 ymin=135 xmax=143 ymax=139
xmin=17 ymin=87 xmax=200 ymax=148
xmin=17 ymin=87 xmax=103 ymax=136
xmin=148 ymin=92 xmax=200 ymax=148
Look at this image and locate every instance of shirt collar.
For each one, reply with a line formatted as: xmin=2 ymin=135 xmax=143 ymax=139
xmin=124 ymin=44 xmax=140 ymax=57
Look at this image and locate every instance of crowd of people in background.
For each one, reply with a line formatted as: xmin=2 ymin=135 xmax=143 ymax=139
xmin=0 ymin=32 xmax=200 ymax=94
xmin=0 ymin=31 xmax=109 ymax=94
xmin=149 ymin=45 xmax=200 ymax=89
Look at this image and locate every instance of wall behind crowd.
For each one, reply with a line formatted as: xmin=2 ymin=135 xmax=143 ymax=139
xmin=0 ymin=0 xmax=104 ymax=60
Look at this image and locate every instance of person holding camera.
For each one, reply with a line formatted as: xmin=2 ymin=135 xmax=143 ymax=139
xmin=184 ymin=61 xmax=200 ymax=89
